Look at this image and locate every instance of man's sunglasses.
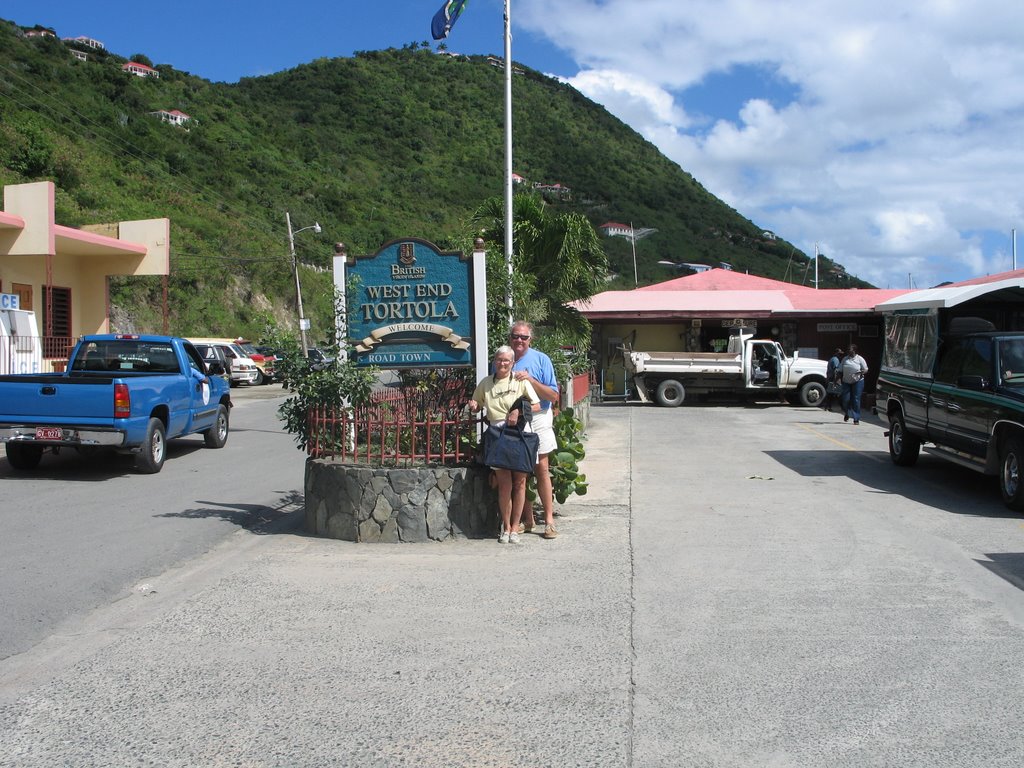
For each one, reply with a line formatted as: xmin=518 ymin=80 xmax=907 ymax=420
xmin=509 ymin=334 xmax=531 ymax=340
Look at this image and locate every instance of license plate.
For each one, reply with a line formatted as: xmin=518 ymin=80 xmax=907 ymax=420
xmin=35 ymin=427 xmax=63 ymax=440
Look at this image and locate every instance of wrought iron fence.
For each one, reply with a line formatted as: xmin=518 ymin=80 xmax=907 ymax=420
xmin=43 ymin=336 xmax=75 ymax=359
xmin=306 ymin=404 xmax=481 ymax=465
xmin=306 ymin=375 xmax=479 ymax=465
xmin=0 ymin=335 xmax=74 ymax=374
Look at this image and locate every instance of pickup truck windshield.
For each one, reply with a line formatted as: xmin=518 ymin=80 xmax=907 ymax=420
xmin=71 ymin=341 xmax=179 ymax=374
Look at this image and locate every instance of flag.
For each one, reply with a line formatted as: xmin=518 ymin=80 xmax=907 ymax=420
xmin=431 ymin=0 xmax=469 ymax=40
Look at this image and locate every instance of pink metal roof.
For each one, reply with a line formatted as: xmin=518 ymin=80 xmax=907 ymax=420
xmin=575 ymin=268 xmax=910 ymax=319
xmin=638 ymin=268 xmax=812 ymax=292
xmin=54 ymin=224 xmax=148 ymax=257
xmin=0 ymin=210 xmax=25 ymax=230
xmin=944 ymin=268 xmax=1024 ymax=288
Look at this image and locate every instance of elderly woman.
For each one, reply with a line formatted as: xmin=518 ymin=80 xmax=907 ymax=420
xmin=468 ymin=345 xmax=540 ymax=544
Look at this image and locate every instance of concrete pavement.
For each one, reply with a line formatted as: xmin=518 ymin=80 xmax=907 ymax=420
xmin=3 ymin=401 xmax=1024 ymax=767
xmin=0 ymin=405 xmax=635 ymax=768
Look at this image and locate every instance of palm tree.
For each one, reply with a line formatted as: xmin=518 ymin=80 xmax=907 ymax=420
xmin=472 ymin=193 xmax=608 ymax=346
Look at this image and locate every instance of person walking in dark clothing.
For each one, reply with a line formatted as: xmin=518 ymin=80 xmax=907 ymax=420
xmin=820 ymin=347 xmax=843 ymax=412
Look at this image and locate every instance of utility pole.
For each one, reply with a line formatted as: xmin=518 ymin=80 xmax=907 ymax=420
xmin=286 ymin=212 xmax=320 ymax=358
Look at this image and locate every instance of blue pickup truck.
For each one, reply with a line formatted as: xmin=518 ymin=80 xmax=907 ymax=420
xmin=0 ymin=334 xmax=231 ymax=473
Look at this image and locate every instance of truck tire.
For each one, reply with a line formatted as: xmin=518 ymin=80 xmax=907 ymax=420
xmin=136 ymin=417 xmax=167 ymax=474
xmin=888 ymin=412 xmax=920 ymax=466
xmin=254 ymin=369 xmax=266 ymax=386
xmin=655 ymin=379 xmax=685 ymax=407
xmin=204 ymin=404 xmax=230 ymax=448
xmin=5 ymin=443 xmax=43 ymax=470
xmin=1000 ymin=435 xmax=1024 ymax=511
xmin=798 ymin=381 xmax=826 ymax=408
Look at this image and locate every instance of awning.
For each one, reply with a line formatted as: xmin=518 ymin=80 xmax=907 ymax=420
xmin=874 ymin=276 xmax=1024 ymax=312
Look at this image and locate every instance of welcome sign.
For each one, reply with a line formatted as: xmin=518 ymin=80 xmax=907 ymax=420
xmin=346 ymin=238 xmax=481 ymax=368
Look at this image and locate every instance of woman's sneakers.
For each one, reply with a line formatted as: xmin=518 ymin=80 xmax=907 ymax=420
xmin=498 ymin=530 xmax=510 ymax=544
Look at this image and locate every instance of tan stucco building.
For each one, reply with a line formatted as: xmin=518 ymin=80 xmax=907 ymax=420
xmin=0 ymin=181 xmax=169 ymax=370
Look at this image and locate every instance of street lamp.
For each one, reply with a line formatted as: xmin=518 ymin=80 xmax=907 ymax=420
xmin=286 ymin=212 xmax=320 ymax=358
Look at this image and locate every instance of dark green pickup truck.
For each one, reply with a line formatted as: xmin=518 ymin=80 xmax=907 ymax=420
xmin=877 ymin=315 xmax=1024 ymax=510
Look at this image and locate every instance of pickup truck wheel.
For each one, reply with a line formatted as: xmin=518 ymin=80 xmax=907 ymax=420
xmin=254 ymin=370 xmax=266 ymax=386
xmin=1000 ymin=436 xmax=1024 ymax=510
xmin=5 ymin=443 xmax=43 ymax=470
xmin=136 ymin=418 xmax=167 ymax=474
xmin=798 ymin=381 xmax=826 ymax=408
xmin=655 ymin=379 xmax=685 ymax=407
xmin=889 ymin=413 xmax=920 ymax=466
xmin=204 ymin=404 xmax=230 ymax=448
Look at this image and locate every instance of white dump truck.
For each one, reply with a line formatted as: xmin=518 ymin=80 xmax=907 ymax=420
xmin=623 ymin=329 xmax=829 ymax=407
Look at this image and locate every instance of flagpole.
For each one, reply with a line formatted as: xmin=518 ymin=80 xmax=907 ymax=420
xmin=503 ymin=0 xmax=514 ymax=324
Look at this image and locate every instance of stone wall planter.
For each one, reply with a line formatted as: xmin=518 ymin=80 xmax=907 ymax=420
xmin=304 ymin=393 xmax=592 ymax=543
xmin=305 ymin=461 xmax=499 ymax=542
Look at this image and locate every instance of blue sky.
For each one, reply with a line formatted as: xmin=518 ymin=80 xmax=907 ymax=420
xmin=5 ymin=0 xmax=1024 ymax=289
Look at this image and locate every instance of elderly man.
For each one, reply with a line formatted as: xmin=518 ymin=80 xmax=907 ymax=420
xmin=508 ymin=320 xmax=560 ymax=539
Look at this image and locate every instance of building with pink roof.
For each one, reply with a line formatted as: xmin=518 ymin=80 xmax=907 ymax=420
xmin=574 ymin=268 xmax=910 ymax=397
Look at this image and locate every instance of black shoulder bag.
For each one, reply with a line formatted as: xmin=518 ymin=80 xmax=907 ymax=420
xmin=482 ymin=397 xmax=539 ymax=473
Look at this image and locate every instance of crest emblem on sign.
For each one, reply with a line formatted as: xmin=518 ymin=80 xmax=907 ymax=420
xmin=398 ymin=242 xmax=416 ymax=266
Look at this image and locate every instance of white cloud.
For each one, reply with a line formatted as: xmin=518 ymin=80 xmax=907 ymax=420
xmin=564 ymin=69 xmax=691 ymax=131
xmin=518 ymin=0 xmax=1024 ymax=288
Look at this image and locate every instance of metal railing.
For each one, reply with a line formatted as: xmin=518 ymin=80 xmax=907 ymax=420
xmin=306 ymin=378 xmax=479 ymax=465
xmin=305 ymin=371 xmax=595 ymax=464
xmin=43 ymin=336 xmax=75 ymax=359
xmin=306 ymin=403 xmax=480 ymax=465
xmin=1 ymin=335 xmax=74 ymax=374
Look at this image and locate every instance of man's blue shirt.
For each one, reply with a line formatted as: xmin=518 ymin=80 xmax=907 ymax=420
xmin=513 ymin=348 xmax=558 ymax=411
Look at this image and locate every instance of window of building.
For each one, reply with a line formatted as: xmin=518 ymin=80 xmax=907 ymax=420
xmin=41 ymin=286 xmax=72 ymax=358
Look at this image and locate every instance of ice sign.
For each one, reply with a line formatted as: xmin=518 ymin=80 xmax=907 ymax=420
xmin=0 ymin=293 xmax=20 ymax=310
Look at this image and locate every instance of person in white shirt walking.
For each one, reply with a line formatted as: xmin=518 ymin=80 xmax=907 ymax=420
xmin=840 ymin=344 xmax=869 ymax=425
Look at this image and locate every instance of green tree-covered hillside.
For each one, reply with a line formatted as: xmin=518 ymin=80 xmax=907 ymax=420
xmin=0 ymin=24 xmax=866 ymax=341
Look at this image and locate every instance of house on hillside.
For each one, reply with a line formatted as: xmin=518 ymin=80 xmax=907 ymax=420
xmin=122 ymin=61 xmax=159 ymax=79
xmin=23 ymin=28 xmax=56 ymax=40
xmin=573 ymin=268 xmax=911 ymax=398
xmin=599 ymin=222 xmax=632 ymax=238
xmin=598 ymin=222 xmax=657 ymax=241
xmin=486 ymin=56 xmax=525 ymax=75
xmin=62 ymin=35 xmax=104 ymax=50
xmin=0 ymin=181 xmax=170 ymax=372
xmin=70 ymin=49 xmax=88 ymax=62
xmin=535 ymin=182 xmax=571 ymax=201
xmin=149 ymin=109 xmax=192 ymax=127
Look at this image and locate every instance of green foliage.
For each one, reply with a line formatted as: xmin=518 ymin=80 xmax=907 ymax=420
xmin=276 ymin=353 xmax=378 ymax=452
xmin=474 ymin=192 xmax=609 ymax=351
xmin=550 ymin=407 xmax=588 ymax=503
xmin=526 ymin=406 xmax=588 ymax=505
xmin=0 ymin=20 xmax=871 ymax=349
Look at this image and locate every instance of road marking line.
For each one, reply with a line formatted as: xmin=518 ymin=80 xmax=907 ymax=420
xmin=796 ymin=422 xmax=888 ymax=463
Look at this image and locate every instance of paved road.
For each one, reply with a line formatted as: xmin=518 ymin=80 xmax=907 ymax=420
xmin=0 ymin=383 xmax=305 ymax=659
xmin=1 ymin=400 xmax=1023 ymax=767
